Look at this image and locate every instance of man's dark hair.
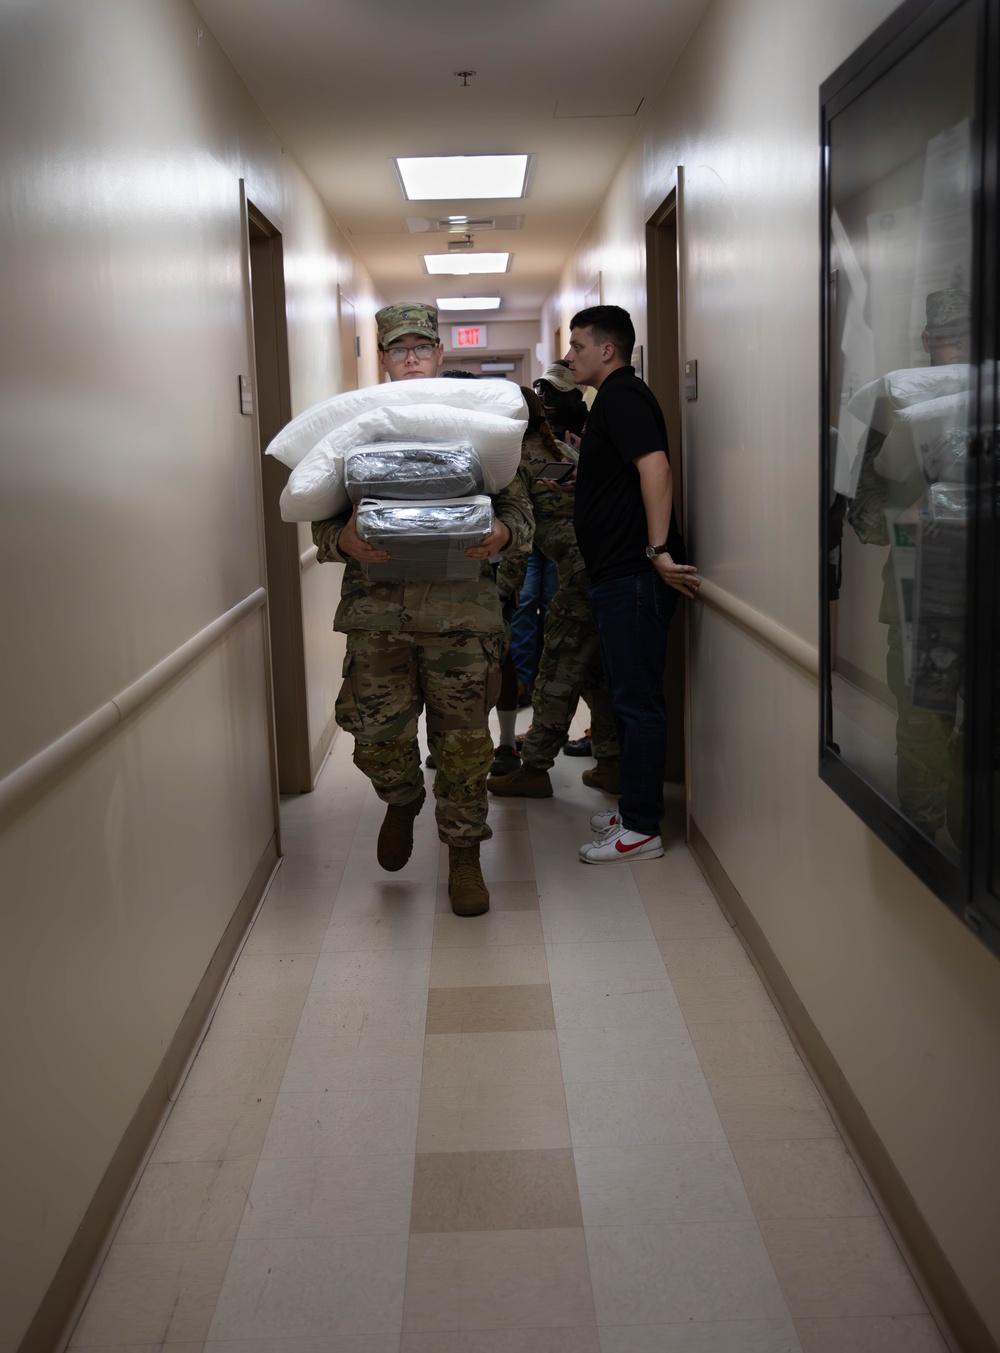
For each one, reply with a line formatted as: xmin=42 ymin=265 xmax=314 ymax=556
xmin=569 ymin=305 xmax=635 ymax=361
xmin=440 ymin=368 xmax=480 ymax=379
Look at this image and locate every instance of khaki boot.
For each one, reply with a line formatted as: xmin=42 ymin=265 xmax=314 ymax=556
xmin=376 ymin=788 xmax=426 ymax=872
xmin=582 ymin=757 xmax=621 ymax=795
xmin=486 ymin=764 xmax=553 ymax=798
xmin=448 ymin=843 xmax=490 ymax=917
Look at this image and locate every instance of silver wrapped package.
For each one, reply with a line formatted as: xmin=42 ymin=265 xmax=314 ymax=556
xmin=356 ymin=496 xmax=495 ymax=582
xmin=345 ymin=441 xmax=483 ymax=502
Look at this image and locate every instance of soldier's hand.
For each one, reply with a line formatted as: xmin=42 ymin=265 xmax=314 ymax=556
xmin=539 ymin=468 xmax=576 ymax=492
xmin=466 ymin=519 xmax=512 ymax=561
xmin=338 ymin=506 xmax=390 ymax=563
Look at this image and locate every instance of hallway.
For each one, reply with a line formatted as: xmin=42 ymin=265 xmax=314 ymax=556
xmin=68 ymin=718 xmax=943 ymax=1352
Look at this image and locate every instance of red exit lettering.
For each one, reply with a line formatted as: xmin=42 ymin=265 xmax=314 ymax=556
xmin=457 ymin=327 xmax=481 ymax=347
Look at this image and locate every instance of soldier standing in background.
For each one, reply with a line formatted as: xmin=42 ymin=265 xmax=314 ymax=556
xmin=488 ymin=387 xmax=620 ymax=801
xmin=311 ymin=303 xmax=533 ymax=915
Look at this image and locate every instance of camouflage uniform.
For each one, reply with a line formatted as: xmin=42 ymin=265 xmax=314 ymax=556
xmin=313 ymin=475 xmax=533 ymax=845
xmin=496 ymin=430 xmax=619 ymax=771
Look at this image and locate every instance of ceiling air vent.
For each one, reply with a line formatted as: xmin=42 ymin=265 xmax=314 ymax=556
xmin=406 ymin=215 xmax=524 ymax=234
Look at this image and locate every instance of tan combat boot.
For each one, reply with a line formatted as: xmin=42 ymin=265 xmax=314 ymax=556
xmin=376 ymin=788 xmax=426 ymax=872
xmin=486 ymin=764 xmax=553 ymax=798
xmin=582 ymin=757 xmax=621 ymax=795
xmin=448 ymin=843 xmax=490 ymax=917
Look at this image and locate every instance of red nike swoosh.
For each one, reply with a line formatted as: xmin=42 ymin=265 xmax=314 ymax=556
xmin=614 ymin=836 xmax=654 ymax=853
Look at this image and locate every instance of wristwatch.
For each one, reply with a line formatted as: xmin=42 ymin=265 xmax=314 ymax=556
xmin=645 ymin=543 xmax=670 ymax=560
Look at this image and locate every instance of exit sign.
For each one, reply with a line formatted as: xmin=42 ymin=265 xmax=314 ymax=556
xmin=452 ymin=325 xmax=488 ymax=349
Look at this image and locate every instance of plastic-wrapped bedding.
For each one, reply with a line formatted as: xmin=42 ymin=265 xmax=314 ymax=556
xmin=266 ymin=377 xmax=528 ymax=469
xmin=355 ymin=496 xmax=494 ymax=582
xmin=279 ymin=403 xmax=523 ymax=522
xmin=345 ymin=441 xmax=483 ymax=503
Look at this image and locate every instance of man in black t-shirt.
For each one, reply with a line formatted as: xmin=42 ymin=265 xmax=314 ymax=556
xmin=567 ymin=305 xmax=700 ymax=863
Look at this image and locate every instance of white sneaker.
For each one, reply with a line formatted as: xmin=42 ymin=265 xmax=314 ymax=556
xmin=579 ymin=823 xmax=664 ymax=864
xmin=590 ymin=810 xmax=620 ymax=833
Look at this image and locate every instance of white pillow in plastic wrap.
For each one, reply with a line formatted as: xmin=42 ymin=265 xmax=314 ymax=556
xmin=874 ymin=390 xmax=971 ymax=483
xmin=848 ymin=364 xmax=972 ymax=434
xmin=266 ymin=377 xmax=528 ymax=469
xmin=279 ymin=403 xmax=525 ymax=522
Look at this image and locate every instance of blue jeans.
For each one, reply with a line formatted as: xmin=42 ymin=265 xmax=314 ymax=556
xmin=589 ymin=570 xmax=680 ymax=836
xmin=511 ymin=546 xmax=559 ymax=688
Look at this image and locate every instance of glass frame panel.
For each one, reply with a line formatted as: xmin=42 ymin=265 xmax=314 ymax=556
xmin=819 ymin=0 xmax=1000 ymax=958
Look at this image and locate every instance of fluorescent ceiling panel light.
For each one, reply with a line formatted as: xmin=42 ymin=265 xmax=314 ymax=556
xmin=397 ymin=155 xmax=528 ymax=200
xmin=424 ymin=252 xmax=510 ymax=275
xmin=436 ymin=297 xmax=502 ymax=310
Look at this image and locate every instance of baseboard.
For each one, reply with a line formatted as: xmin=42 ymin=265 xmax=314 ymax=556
xmin=18 ymin=831 xmax=280 ymax=1353
xmin=311 ymin=708 xmax=340 ymax=788
xmin=688 ymin=819 xmax=997 ymax=1353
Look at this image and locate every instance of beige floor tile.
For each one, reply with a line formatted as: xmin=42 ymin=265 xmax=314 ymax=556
xmin=576 ymin=1142 xmax=754 ymax=1226
xmin=309 ymin=946 xmax=432 ymax=989
xmin=433 ymin=911 xmax=544 ymax=947
xmin=336 ymin=878 xmax=439 ymax=916
xmin=403 ymin=1333 xmax=600 ymax=1353
xmin=760 ymin=1218 xmax=927 ymax=1318
xmin=242 ymin=890 xmax=337 ymax=956
xmin=688 ymin=1022 xmax=805 ymax=1081
xmin=709 ymin=1075 xmax=837 ymax=1140
xmin=541 ymin=901 xmax=654 ymax=944
xmin=116 ymin=1161 xmax=257 ymax=1244
xmin=629 ymin=848 xmax=716 ymax=900
xmin=69 ymin=1241 xmax=232 ymax=1346
xmin=277 ymin=855 xmax=353 ymax=889
xmin=426 ymin=984 xmax=555 ymax=1034
xmin=152 ymin=1093 xmax=276 ymax=1164
xmin=410 ymin=1148 xmax=582 ymax=1232
xmin=430 ymin=944 xmax=549 ymax=988
xmin=668 ymin=968 xmax=782 ymax=1024
xmin=557 ymin=1027 xmax=704 ymax=1083
xmin=586 ymin=1222 xmax=789 ymax=1326
xmin=794 ymin=1314 xmax=948 ymax=1352
xmin=416 ymin=1082 xmax=571 ymax=1152
xmin=659 ymin=936 xmax=756 ymax=982
xmin=599 ymin=1321 xmax=802 ymax=1352
xmin=565 ymin=1077 xmax=725 ymax=1147
xmin=488 ymin=809 xmax=530 ymax=833
xmin=237 ymin=1154 xmax=413 ymax=1238
xmin=205 ymin=1339 xmax=398 ymax=1352
xmin=403 ymin=1228 xmax=595 ymax=1331
xmin=641 ymin=892 xmax=735 ymax=941
xmin=550 ymin=977 xmax=686 ymax=1032
xmin=478 ymin=830 xmax=535 ymax=881
xmin=261 ymin=1088 xmax=419 ymax=1158
xmin=282 ymin=1030 xmax=425 ymax=1092
xmin=208 ymin=954 xmax=318 ymax=1038
xmin=732 ymin=1139 xmax=878 ymax=1220
xmin=181 ymin=1035 xmax=293 ymax=1100
xmin=205 ymin=1339 xmax=399 ymax=1353
xmin=436 ymin=879 xmax=540 ymax=912
xmin=295 ymin=978 xmax=429 ymax=1038
xmin=207 ymin=1236 xmax=408 ymax=1338
xmin=547 ymin=940 xmax=669 ymax=988
xmin=80 ymin=1346 xmax=204 ymax=1353
xmin=422 ymin=1031 xmax=563 ymax=1088
xmin=320 ymin=912 xmax=435 ymax=951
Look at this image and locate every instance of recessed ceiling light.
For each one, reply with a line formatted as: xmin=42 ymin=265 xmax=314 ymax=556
xmin=436 ymin=297 xmax=502 ymax=311
xmin=424 ymin=253 xmax=511 ymax=275
xmin=397 ymin=155 xmax=529 ymax=201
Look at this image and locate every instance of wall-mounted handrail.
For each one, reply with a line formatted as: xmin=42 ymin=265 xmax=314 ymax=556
xmin=697 ymin=578 xmax=818 ymax=677
xmin=299 ymin=545 xmax=319 ymax=571
xmin=0 ymin=588 xmax=267 ymax=822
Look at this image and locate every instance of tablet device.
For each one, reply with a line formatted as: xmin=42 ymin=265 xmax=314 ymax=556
xmin=534 ymin=462 xmax=575 ymax=483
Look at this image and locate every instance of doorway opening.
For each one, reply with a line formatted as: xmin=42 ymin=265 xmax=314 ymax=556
xmin=245 ymin=198 xmax=312 ymax=795
xmin=646 ymin=189 xmax=688 ymax=791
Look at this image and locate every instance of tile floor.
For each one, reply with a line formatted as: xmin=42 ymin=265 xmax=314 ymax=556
xmin=69 ymin=714 xmax=949 ymax=1353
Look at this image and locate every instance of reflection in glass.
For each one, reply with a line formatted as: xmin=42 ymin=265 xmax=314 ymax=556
xmin=827 ymin=2 xmax=975 ymax=860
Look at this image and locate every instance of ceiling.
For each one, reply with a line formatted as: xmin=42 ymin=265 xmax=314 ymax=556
xmin=194 ymin=0 xmax=709 ymax=320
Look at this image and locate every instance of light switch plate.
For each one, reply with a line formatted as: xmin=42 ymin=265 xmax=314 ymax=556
xmin=684 ymin=360 xmax=698 ymax=401
xmin=239 ymin=374 xmax=253 ymax=416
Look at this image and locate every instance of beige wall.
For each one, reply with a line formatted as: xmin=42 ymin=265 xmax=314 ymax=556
xmin=0 ymin=1 xmax=376 ymax=1346
xmin=544 ymin=0 xmax=1000 ymax=1339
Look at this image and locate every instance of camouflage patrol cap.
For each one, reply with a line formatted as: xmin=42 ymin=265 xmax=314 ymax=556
xmin=925 ymin=288 xmax=971 ymax=332
xmin=376 ymin=301 xmax=439 ymax=348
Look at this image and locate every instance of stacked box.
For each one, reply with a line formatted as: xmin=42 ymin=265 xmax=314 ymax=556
xmin=356 ymin=496 xmax=495 ymax=582
xmin=345 ymin=441 xmax=482 ymax=502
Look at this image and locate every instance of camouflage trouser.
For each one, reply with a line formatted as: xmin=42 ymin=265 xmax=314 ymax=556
xmin=886 ymin=623 xmax=954 ymax=835
xmin=336 ymin=630 xmax=503 ymax=845
xmin=520 ymin=575 xmax=619 ymax=770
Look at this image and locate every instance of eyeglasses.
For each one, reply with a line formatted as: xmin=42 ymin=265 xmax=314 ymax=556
xmin=385 ymin=343 xmax=438 ymax=363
